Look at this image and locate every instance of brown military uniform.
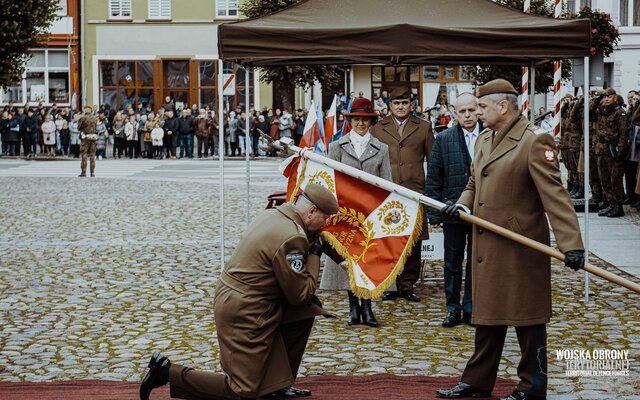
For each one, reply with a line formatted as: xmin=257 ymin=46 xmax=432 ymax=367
xmin=371 ymin=115 xmax=434 ymax=291
xmin=594 ymin=104 xmax=628 ymax=203
xmin=457 ymin=113 xmax=583 ymax=396
xmin=78 ymin=112 xmax=98 ymax=176
xmin=561 ymin=100 xmax=579 ymax=191
xmin=169 ymin=203 xmax=329 ymax=400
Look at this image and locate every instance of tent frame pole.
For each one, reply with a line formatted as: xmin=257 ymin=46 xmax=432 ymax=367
xmin=245 ymin=65 xmax=251 ymax=226
xmin=529 ymin=61 xmax=535 ymax=120
xmin=218 ymin=59 xmax=225 ymax=269
xmin=583 ymin=56 xmax=590 ymax=303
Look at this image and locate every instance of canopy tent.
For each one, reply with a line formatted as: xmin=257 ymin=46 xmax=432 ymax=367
xmin=218 ymin=0 xmax=591 ymax=66
xmin=216 ymin=0 xmax=595 ymax=300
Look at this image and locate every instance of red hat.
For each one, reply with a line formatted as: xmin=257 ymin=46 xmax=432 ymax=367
xmin=345 ymin=98 xmax=378 ymax=117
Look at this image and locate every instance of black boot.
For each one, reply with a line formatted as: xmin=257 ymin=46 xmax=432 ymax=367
xmin=567 ymin=180 xmax=575 ymax=195
xmin=598 ymin=202 xmax=613 ymax=216
xmin=607 ymin=203 xmax=625 ymax=218
xmin=570 ymin=184 xmax=584 ymax=199
xmin=347 ymin=291 xmax=361 ymax=325
xmin=360 ymin=299 xmax=379 ymax=327
xmin=140 ymin=351 xmax=171 ymax=400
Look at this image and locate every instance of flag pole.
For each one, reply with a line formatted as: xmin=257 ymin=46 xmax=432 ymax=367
xmin=275 ymin=138 xmax=640 ymax=295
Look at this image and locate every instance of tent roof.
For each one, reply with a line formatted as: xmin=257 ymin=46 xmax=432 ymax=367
xmin=218 ymin=0 xmax=591 ymax=67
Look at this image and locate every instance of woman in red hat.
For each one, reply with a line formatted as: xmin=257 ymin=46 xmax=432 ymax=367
xmin=319 ymin=97 xmax=392 ymax=328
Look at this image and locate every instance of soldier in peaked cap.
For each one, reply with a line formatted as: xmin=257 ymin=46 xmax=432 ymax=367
xmin=140 ymin=184 xmax=338 ymax=400
xmin=436 ymin=79 xmax=584 ymax=400
xmin=372 ymin=86 xmax=435 ymax=303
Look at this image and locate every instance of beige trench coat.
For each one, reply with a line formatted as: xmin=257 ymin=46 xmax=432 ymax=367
xmin=214 ymin=203 xmax=329 ymax=398
xmin=371 ymin=115 xmax=435 ymax=239
xmin=458 ymin=114 xmax=584 ymax=327
xmin=319 ymin=133 xmax=392 ymax=291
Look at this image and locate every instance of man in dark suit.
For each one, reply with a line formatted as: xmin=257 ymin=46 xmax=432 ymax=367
xmin=426 ymin=92 xmax=480 ymax=327
xmin=372 ymin=86 xmax=435 ymax=302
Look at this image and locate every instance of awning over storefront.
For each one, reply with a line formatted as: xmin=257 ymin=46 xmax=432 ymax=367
xmin=218 ymin=0 xmax=591 ymax=67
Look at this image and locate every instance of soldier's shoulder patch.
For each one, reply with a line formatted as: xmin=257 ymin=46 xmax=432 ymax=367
xmin=286 ymin=253 xmax=305 ymax=272
xmin=544 ymin=148 xmax=556 ymax=162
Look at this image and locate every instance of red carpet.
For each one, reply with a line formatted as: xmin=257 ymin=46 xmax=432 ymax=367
xmin=0 ymin=375 xmax=516 ymax=399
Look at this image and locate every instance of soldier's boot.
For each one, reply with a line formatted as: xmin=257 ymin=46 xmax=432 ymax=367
xmin=347 ymin=291 xmax=361 ymax=325
xmin=607 ymin=203 xmax=625 ymax=218
xmin=571 ymin=183 xmax=584 ymax=200
xmin=598 ymin=202 xmax=613 ymax=216
xmin=567 ymin=180 xmax=575 ymax=195
xmin=597 ymin=196 xmax=609 ymax=211
xmin=360 ymin=299 xmax=379 ymax=328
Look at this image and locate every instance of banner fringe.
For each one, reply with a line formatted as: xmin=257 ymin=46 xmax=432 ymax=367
xmin=321 ymin=205 xmax=424 ymax=300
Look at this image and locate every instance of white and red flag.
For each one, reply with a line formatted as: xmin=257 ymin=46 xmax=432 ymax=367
xmin=298 ymin=100 xmax=326 ymax=154
xmin=323 ymin=95 xmax=338 ymax=149
xmin=282 ymin=155 xmax=423 ymax=299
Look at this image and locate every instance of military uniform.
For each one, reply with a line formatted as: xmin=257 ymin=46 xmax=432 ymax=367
xmin=566 ymin=99 xmax=583 ymax=196
xmin=560 ymin=100 xmax=576 ymax=192
xmin=437 ymin=80 xmax=583 ymax=400
xmin=168 ymin=202 xmax=333 ymax=400
xmin=595 ymin=100 xmax=628 ymax=216
xmin=77 ymin=110 xmax=98 ymax=177
xmin=371 ymin=87 xmax=434 ymax=294
xmin=457 ymin=114 xmax=583 ymax=397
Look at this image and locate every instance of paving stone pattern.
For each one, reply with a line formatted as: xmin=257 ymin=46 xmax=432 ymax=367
xmin=0 ymin=176 xmax=638 ymax=399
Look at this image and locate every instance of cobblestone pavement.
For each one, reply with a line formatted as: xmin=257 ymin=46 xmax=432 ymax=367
xmin=0 ymin=160 xmax=638 ymax=399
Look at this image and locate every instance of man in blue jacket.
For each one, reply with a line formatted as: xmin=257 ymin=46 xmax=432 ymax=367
xmin=426 ymin=92 xmax=481 ymax=327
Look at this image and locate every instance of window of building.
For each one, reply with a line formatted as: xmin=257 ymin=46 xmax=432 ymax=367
xmin=110 ymin=0 xmax=132 ymax=18
xmin=422 ymin=65 xmax=474 ymax=82
xmin=370 ymin=66 xmax=420 ymax=99
xmin=198 ymin=61 xmax=217 ymax=110
xmin=619 ymin=0 xmax=639 ymax=26
xmin=57 ymin=0 xmax=67 ymax=16
xmin=217 ymin=0 xmax=238 ymax=18
xmin=99 ymin=61 xmax=155 ymax=110
xmin=149 ymin=0 xmax=171 ymax=19
xmin=1 ymin=50 xmax=69 ymax=105
xmin=579 ymin=0 xmax=591 ymax=10
xmin=620 ymin=0 xmax=629 ymax=25
xmin=222 ymin=62 xmax=254 ymax=110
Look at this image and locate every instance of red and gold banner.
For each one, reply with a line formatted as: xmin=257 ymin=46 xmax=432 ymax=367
xmin=283 ymin=156 xmax=422 ymax=299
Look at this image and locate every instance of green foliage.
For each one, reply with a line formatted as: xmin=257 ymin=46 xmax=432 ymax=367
xmin=573 ymin=7 xmax=620 ymax=57
xmin=0 ymin=0 xmax=60 ymax=88
xmin=239 ymin=0 xmax=344 ymax=107
xmin=473 ymin=0 xmax=571 ymax=94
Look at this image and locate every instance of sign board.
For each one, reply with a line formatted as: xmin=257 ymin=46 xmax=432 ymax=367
xmin=420 ymin=233 xmax=444 ymax=260
xmin=223 ymin=73 xmax=235 ymax=95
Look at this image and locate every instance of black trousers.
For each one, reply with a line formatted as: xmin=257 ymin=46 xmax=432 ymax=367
xmin=462 ymin=324 xmax=547 ymax=397
xmin=396 ymin=240 xmax=421 ymax=291
xmin=443 ymin=223 xmax=472 ymax=315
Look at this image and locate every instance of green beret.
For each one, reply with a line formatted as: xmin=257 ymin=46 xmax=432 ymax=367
xmin=476 ymin=79 xmax=519 ymax=98
xmin=390 ymin=86 xmax=412 ymax=101
xmin=303 ymin=183 xmax=339 ymax=215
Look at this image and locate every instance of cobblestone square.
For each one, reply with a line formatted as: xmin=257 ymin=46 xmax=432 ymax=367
xmin=0 ymin=160 xmax=638 ymax=399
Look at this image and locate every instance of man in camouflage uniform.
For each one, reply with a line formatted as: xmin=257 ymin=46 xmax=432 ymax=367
xmin=78 ymin=106 xmax=98 ymax=177
xmin=595 ymin=88 xmax=628 ymax=217
xmin=562 ymin=95 xmax=581 ymax=197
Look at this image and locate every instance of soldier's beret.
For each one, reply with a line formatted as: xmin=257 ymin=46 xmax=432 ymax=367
xmin=390 ymin=86 xmax=412 ymax=101
xmin=476 ymin=79 xmax=519 ymax=98
xmin=303 ymin=183 xmax=339 ymax=215
xmin=604 ymin=88 xmax=617 ymax=96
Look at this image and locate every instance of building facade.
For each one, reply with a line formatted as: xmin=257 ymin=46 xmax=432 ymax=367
xmin=83 ymin=0 xmax=268 ymax=112
xmin=0 ymin=0 xmax=81 ymax=109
